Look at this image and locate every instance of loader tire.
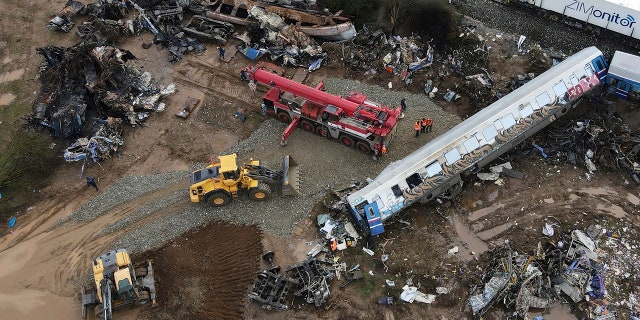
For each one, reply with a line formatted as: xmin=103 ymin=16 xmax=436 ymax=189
xmin=205 ymin=191 xmax=232 ymax=207
xmin=249 ymin=181 xmax=272 ymax=201
xmin=136 ymin=290 xmax=151 ymax=306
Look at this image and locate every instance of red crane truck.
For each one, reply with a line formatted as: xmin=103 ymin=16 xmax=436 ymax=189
xmin=244 ymin=64 xmax=402 ymax=157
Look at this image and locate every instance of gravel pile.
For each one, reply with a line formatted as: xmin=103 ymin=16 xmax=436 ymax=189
xmin=63 ymin=77 xmax=462 ymax=254
xmin=54 ymin=172 xmax=186 ymax=226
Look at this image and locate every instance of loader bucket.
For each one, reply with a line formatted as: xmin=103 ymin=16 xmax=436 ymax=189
xmin=281 ymin=155 xmax=300 ymax=196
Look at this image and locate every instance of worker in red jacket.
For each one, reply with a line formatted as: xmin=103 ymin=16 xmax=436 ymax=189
xmin=414 ymin=121 xmax=421 ymax=137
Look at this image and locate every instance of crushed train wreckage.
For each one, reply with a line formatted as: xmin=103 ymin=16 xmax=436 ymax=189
xmin=469 ymin=223 xmax=640 ymax=320
xmin=204 ymin=0 xmax=356 ymax=42
xmin=29 ymin=44 xmax=174 ymax=163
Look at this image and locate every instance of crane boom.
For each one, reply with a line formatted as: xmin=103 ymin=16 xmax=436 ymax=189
xmin=244 ymin=64 xmax=401 ymax=156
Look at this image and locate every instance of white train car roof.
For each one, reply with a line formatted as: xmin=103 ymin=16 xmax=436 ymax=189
xmin=608 ymin=51 xmax=640 ymax=86
xmin=347 ymin=46 xmax=603 ymax=206
xmin=604 ymin=0 xmax=640 ymax=11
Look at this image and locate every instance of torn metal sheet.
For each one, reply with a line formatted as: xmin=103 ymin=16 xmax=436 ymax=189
xmin=469 ymin=273 xmax=510 ymax=314
xmin=400 ymin=285 xmax=436 ymax=303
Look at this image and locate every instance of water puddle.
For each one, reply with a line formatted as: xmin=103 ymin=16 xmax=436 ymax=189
xmin=0 ymin=93 xmax=16 ymax=106
xmin=0 ymin=69 xmax=25 ymax=84
xmin=627 ymin=193 xmax=640 ymax=206
xmin=596 ymin=203 xmax=627 ymax=218
xmin=468 ymin=202 xmax=505 ymax=221
xmin=477 ymin=222 xmax=514 ymax=241
xmin=451 ymin=214 xmax=489 ymax=260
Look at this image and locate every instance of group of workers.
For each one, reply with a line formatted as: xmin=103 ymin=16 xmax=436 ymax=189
xmin=403 ymin=98 xmax=434 ymax=137
xmin=414 ymin=117 xmax=433 ymax=137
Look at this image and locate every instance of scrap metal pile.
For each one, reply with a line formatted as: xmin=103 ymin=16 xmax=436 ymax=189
xmin=248 ymin=251 xmax=338 ymax=310
xmin=47 ymin=0 xmax=345 ymax=65
xmin=29 ymin=44 xmax=174 ymax=162
xmin=469 ymin=224 xmax=640 ymax=319
xmin=523 ymin=114 xmax=640 ymax=183
xmin=233 ymin=6 xmax=327 ymax=68
xmin=341 ymin=27 xmax=433 ymax=80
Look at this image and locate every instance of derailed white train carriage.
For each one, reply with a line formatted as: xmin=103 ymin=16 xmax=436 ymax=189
xmin=346 ymin=46 xmax=608 ymax=236
xmin=497 ymin=0 xmax=640 ymax=43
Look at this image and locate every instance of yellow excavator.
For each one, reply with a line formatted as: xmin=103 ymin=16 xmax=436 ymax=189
xmin=189 ymin=153 xmax=300 ymax=207
xmin=81 ymin=249 xmax=156 ymax=320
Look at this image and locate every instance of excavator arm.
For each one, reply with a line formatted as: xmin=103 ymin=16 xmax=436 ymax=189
xmin=101 ymin=278 xmax=114 ymax=320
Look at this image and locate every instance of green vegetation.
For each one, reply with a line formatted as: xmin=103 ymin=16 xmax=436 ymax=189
xmin=355 ymin=274 xmax=377 ymax=299
xmin=321 ymin=0 xmax=460 ymax=50
xmin=0 ymin=129 xmax=60 ymax=222
xmin=320 ymin=0 xmax=382 ymax=26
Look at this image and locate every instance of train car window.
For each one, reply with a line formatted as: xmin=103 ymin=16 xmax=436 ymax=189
xmin=444 ymin=148 xmax=461 ymax=165
xmin=482 ymin=125 xmax=498 ymax=141
xmin=535 ymin=92 xmax=551 ymax=108
xmin=425 ymin=161 xmax=443 ymax=177
xmin=500 ymin=114 xmax=516 ymax=129
xmin=391 ymin=184 xmax=403 ymax=197
xmin=519 ymin=104 xmax=533 ymax=118
xmin=570 ymin=74 xmax=580 ymax=87
xmin=463 ymin=136 xmax=480 ymax=152
xmin=457 ymin=143 xmax=468 ymax=154
xmin=553 ymin=81 xmax=568 ymax=98
xmin=406 ymin=173 xmax=423 ymax=189
xmin=372 ymin=195 xmax=386 ymax=209
xmin=595 ymin=59 xmax=604 ymax=71
xmin=584 ymin=64 xmax=595 ymax=76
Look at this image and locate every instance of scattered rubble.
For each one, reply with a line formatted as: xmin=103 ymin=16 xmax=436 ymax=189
xmin=525 ymin=116 xmax=640 ymax=183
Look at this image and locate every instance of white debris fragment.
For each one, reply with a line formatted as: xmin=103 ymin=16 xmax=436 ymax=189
xmin=400 ymin=285 xmax=436 ymax=303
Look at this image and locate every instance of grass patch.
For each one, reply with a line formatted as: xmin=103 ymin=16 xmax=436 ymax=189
xmin=0 ymin=129 xmax=61 ymax=222
xmin=355 ymin=274 xmax=377 ymax=299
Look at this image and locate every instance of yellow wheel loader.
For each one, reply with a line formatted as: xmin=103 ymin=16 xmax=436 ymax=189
xmin=189 ymin=153 xmax=300 ymax=207
xmin=81 ymin=249 xmax=156 ymax=320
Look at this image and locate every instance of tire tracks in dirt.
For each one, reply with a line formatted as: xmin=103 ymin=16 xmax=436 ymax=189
xmin=174 ymin=58 xmax=261 ymax=107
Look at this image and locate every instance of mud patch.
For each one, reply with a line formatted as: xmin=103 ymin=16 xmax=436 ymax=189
xmin=0 ymin=93 xmax=16 ymax=105
xmin=136 ymin=222 xmax=263 ymax=320
xmin=0 ymin=69 xmax=24 ymax=84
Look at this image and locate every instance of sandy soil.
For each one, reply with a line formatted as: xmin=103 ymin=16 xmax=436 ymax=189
xmin=1 ymin=1 xmax=639 ymax=320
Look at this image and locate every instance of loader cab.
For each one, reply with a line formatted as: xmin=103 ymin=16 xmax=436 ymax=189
xmin=218 ymin=153 xmax=241 ymax=184
xmin=321 ymin=105 xmax=342 ymax=123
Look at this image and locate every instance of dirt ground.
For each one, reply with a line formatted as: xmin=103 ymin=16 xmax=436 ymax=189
xmin=1 ymin=1 xmax=639 ymax=320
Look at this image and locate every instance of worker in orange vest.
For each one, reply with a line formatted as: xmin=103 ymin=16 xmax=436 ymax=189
xmin=414 ymin=121 xmax=421 ymax=137
xmin=426 ymin=117 xmax=433 ymax=132
xmin=421 ymin=118 xmax=428 ymax=133
xmin=381 ymin=143 xmax=387 ymax=155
